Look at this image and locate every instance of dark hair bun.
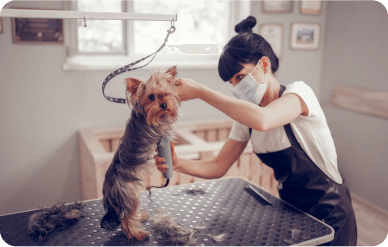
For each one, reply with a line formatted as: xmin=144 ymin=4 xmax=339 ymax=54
xmin=235 ymin=15 xmax=257 ymax=34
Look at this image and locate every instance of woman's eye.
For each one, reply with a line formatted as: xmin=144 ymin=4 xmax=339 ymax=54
xmin=149 ymin=94 xmax=155 ymax=101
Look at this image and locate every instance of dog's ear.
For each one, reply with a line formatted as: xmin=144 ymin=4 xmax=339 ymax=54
xmin=125 ymin=78 xmax=144 ymax=94
xmin=165 ymin=66 xmax=177 ymax=78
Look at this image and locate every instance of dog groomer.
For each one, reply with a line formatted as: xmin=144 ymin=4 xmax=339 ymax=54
xmin=154 ymin=16 xmax=357 ymax=246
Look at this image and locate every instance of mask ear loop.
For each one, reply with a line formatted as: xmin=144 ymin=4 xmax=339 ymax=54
xmin=263 ymin=73 xmax=268 ymax=85
xmin=254 ymin=60 xmax=268 ymax=85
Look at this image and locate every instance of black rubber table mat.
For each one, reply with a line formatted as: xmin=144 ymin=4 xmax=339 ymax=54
xmin=0 ymin=177 xmax=334 ymax=246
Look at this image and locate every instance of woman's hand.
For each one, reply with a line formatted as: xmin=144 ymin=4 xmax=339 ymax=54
xmin=176 ymin=78 xmax=203 ymax=101
xmin=154 ymin=142 xmax=179 ymax=173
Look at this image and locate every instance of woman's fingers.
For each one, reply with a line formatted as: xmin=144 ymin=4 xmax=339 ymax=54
xmin=176 ymin=78 xmax=201 ymax=101
xmin=171 ymin=142 xmax=178 ymax=170
xmin=154 ymin=141 xmax=179 ymax=173
xmin=153 ymin=154 xmax=165 ymax=164
xmin=156 ymin=165 xmax=169 ymax=173
xmin=153 ymin=154 xmax=168 ymax=173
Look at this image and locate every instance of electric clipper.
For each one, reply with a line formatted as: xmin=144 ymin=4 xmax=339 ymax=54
xmin=157 ymin=136 xmax=173 ymax=187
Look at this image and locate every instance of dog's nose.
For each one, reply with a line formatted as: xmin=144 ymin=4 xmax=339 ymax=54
xmin=160 ymin=103 xmax=167 ymax=110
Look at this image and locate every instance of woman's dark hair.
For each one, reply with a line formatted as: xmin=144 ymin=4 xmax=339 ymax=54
xmin=218 ymin=16 xmax=279 ymax=82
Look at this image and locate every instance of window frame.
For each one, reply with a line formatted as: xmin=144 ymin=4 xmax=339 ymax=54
xmin=63 ymin=0 xmax=251 ymax=71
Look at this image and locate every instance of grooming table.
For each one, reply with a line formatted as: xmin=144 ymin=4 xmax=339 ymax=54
xmin=0 ymin=177 xmax=334 ymax=246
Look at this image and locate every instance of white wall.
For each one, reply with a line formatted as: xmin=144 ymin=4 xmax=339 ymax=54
xmin=251 ymin=0 xmax=327 ymax=97
xmin=320 ymin=1 xmax=388 ymax=211
xmin=1 ymin=0 xmax=385 ymax=215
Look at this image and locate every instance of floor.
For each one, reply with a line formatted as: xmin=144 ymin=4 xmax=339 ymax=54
xmin=351 ymin=193 xmax=388 ymax=246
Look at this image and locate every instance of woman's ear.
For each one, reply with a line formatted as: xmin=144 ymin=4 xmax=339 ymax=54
xmin=260 ymin=56 xmax=271 ymax=74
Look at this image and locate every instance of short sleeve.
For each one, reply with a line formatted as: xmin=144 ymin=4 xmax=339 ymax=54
xmin=283 ymin=81 xmax=321 ymax=118
xmin=228 ymin=121 xmax=250 ymax=142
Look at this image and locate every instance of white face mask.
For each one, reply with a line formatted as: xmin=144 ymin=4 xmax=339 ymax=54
xmin=230 ymin=63 xmax=268 ymax=105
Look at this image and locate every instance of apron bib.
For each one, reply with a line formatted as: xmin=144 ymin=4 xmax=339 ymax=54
xmin=249 ymin=85 xmax=357 ymax=246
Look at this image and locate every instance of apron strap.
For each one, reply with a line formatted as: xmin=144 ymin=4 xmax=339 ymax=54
xmin=249 ymin=84 xmax=286 ymax=136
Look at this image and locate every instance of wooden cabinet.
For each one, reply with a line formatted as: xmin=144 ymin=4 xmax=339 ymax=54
xmin=79 ymin=118 xmax=279 ymax=200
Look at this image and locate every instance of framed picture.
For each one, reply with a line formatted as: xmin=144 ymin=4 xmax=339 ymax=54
xmin=0 ymin=18 xmax=3 ymax=34
xmin=300 ymin=0 xmax=322 ymax=15
xmin=11 ymin=8 xmax=64 ymax=44
xmin=262 ymin=0 xmax=293 ymax=13
xmin=260 ymin=24 xmax=283 ymax=59
xmin=290 ymin=23 xmax=320 ymax=50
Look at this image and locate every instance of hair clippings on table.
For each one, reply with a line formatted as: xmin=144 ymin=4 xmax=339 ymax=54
xmin=27 ymin=202 xmax=84 ymax=242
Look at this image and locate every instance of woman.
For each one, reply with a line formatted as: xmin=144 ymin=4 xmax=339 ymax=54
xmin=154 ymin=16 xmax=357 ymax=246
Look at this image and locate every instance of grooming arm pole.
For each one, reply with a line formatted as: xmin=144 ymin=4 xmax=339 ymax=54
xmin=0 ymin=9 xmax=177 ymax=22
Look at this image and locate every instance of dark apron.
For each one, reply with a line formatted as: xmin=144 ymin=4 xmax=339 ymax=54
xmin=249 ymin=85 xmax=357 ymax=246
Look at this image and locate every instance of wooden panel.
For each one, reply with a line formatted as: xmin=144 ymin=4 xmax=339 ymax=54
xmin=218 ymin=128 xmax=230 ymax=141
xmin=257 ymin=159 xmax=264 ymax=187
xmin=239 ymin=153 xmax=252 ymax=181
xmin=177 ymin=118 xmax=234 ymax=132
xmin=194 ymin=130 xmax=206 ymax=141
xmin=79 ymin=131 xmax=98 ymax=200
xmin=270 ymin=175 xmax=279 ymax=198
xmin=180 ymin=173 xmax=194 ymax=184
xmin=111 ymin=139 xmax=120 ymax=152
xmin=173 ymin=134 xmax=190 ymax=145
xmin=198 ymin=151 xmax=214 ymax=160
xmin=100 ymin=140 xmax=111 ymax=152
xmin=224 ymin=161 xmax=240 ymax=178
xmin=261 ymin=164 xmax=273 ymax=194
xmin=169 ymin=171 xmax=180 ymax=186
xmin=250 ymin=155 xmax=262 ymax=186
xmin=79 ymin=119 xmax=236 ymax=200
xmin=207 ymin=129 xmax=218 ymax=142
xmin=333 ymin=84 xmax=388 ymax=119
xmin=93 ymin=127 xmax=124 ymax=141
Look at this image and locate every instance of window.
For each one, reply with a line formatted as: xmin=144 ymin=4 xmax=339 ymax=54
xmin=77 ymin=0 xmax=124 ymax=53
xmin=64 ymin=0 xmax=250 ymax=70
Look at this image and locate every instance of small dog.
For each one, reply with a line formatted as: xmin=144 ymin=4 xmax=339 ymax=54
xmin=100 ymin=66 xmax=180 ymax=240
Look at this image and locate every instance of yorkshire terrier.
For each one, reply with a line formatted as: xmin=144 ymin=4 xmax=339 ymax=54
xmin=100 ymin=66 xmax=180 ymax=240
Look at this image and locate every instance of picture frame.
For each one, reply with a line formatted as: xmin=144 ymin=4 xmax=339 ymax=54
xmin=259 ymin=24 xmax=283 ymax=59
xmin=300 ymin=0 xmax=322 ymax=15
xmin=11 ymin=8 xmax=64 ymax=44
xmin=290 ymin=22 xmax=320 ymax=50
xmin=262 ymin=0 xmax=293 ymax=13
xmin=0 ymin=18 xmax=3 ymax=34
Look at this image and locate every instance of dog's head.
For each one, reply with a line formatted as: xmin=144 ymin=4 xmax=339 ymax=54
xmin=125 ymin=66 xmax=180 ymax=126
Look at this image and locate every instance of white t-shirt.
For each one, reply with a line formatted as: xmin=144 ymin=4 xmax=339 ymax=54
xmin=229 ymin=81 xmax=343 ymax=184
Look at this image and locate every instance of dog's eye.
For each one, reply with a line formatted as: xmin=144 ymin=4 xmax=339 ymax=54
xmin=148 ymin=94 xmax=155 ymax=101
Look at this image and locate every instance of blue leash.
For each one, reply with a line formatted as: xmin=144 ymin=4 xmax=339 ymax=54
xmin=102 ymin=22 xmax=176 ymax=104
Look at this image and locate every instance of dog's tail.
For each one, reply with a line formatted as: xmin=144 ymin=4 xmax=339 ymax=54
xmin=100 ymin=160 xmax=142 ymax=231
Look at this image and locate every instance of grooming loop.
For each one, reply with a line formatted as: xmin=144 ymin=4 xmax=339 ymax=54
xmin=102 ymin=18 xmax=177 ymax=104
xmin=162 ymin=18 xmax=176 ymax=46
